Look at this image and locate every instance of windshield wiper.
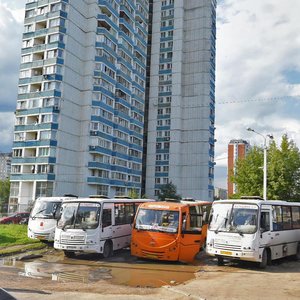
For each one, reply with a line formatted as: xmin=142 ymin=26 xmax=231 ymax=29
xmin=62 ymin=211 xmax=75 ymax=231
xmin=31 ymin=208 xmax=46 ymax=219
xmin=215 ymin=212 xmax=229 ymax=234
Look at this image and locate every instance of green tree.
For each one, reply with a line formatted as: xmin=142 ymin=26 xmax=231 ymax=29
xmin=0 ymin=179 xmax=10 ymax=213
xmin=128 ymin=189 xmax=140 ymax=199
xmin=158 ymin=182 xmax=181 ymax=201
xmin=232 ymin=134 xmax=300 ymax=201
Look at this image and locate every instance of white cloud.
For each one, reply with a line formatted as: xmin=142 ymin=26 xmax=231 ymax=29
xmin=0 ymin=1 xmax=25 ymax=152
xmin=215 ymin=0 xmax=300 ymax=188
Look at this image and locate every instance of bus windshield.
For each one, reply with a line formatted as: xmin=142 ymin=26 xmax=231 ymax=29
xmin=57 ymin=202 xmax=100 ymax=230
xmin=31 ymin=200 xmax=61 ymax=219
xmin=135 ymin=209 xmax=179 ymax=233
xmin=209 ymin=203 xmax=258 ymax=234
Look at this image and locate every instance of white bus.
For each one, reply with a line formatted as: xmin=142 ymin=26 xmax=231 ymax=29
xmin=28 ymin=196 xmax=77 ymax=241
xmin=54 ymin=197 xmax=155 ymax=258
xmin=206 ymin=198 xmax=300 ymax=268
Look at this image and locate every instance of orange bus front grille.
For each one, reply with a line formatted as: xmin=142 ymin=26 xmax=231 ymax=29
xmin=141 ymin=250 xmax=165 ymax=259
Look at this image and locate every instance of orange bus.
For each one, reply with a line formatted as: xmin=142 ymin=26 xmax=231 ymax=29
xmin=131 ymin=200 xmax=211 ymax=263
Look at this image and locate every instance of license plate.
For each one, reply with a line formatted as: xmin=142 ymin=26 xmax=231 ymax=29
xmin=145 ymin=254 xmax=157 ymax=259
xmin=220 ymin=250 xmax=232 ymax=256
xmin=36 ymin=235 xmax=45 ymax=240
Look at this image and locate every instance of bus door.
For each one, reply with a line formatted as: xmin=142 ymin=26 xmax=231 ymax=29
xmin=178 ymin=207 xmax=204 ymax=262
xmin=259 ymin=205 xmax=272 ymax=249
xmin=101 ymin=203 xmax=114 ymax=242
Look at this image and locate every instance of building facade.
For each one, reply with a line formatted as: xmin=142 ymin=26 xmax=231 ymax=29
xmin=0 ymin=153 xmax=12 ymax=180
xmin=227 ymin=139 xmax=251 ymax=197
xmin=10 ymin=0 xmax=149 ymax=211
xmin=145 ymin=0 xmax=216 ymax=200
xmin=214 ymin=187 xmax=227 ymax=200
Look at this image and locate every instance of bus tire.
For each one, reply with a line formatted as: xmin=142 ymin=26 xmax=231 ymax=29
xmin=102 ymin=240 xmax=113 ymax=258
xmin=295 ymin=243 xmax=300 ymax=260
xmin=201 ymin=239 xmax=207 ymax=252
xmin=259 ymin=249 xmax=268 ymax=269
xmin=64 ymin=251 xmax=75 ymax=258
xmin=217 ymin=256 xmax=224 ymax=266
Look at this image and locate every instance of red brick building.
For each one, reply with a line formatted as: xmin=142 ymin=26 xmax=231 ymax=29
xmin=227 ymin=140 xmax=250 ymax=197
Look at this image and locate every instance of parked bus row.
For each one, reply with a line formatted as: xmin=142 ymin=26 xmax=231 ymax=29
xmin=28 ymin=196 xmax=210 ymax=261
xmin=27 ymin=196 xmax=300 ymax=268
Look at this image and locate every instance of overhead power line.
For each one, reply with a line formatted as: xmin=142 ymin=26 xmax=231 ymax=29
xmin=217 ymin=95 xmax=300 ymax=105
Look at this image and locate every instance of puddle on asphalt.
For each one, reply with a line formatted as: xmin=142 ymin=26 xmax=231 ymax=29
xmin=0 ymin=255 xmax=200 ymax=288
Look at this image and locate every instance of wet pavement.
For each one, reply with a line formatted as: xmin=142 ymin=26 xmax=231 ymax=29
xmin=0 ymin=249 xmax=208 ymax=288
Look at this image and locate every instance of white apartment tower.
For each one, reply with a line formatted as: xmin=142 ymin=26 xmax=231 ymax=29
xmin=145 ymin=0 xmax=216 ymax=200
xmin=10 ymin=0 xmax=149 ymax=211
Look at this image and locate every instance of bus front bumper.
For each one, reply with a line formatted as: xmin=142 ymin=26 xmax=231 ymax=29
xmin=54 ymin=242 xmax=99 ymax=253
xmin=206 ymin=246 xmax=259 ymax=262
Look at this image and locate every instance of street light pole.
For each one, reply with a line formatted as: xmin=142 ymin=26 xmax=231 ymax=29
xmin=247 ymin=128 xmax=273 ymax=201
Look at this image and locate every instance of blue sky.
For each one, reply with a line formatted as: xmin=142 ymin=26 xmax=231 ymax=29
xmin=0 ymin=0 xmax=300 ymax=189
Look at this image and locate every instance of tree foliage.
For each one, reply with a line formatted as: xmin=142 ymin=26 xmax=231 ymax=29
xmin=232 ymin=134 xmax=300 ymax=201
xmin=0 ymin=179 xmax=10 ymax=213
xmin=128 ymin=189 xmax=140 ymax=199
xmin=158 ymin=182 xmax=181 ymax=201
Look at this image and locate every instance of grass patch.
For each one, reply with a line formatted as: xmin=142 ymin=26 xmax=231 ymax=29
xmin=0 ymin=224 xmax=41 ymax=248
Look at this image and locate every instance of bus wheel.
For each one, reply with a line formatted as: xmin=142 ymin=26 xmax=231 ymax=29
xmin=102 ymin=241 xmax=113 ymax=258
xmin=217 ymin=257 xmax=224 ymax=266
xmin=64 ymin=251 xmax=75 ymax=258
xmin=296 ymin=244 xmax=300 ymax=260
xmin=201 ymin=239 xmax=207 ymax=252
xmin=259 ymin=249 xmax=268 ymax=269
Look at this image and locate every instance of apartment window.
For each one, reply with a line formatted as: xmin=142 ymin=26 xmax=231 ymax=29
xmin=21 ymin=55 xmax=31 ymax=63
xmin=46 ymin=49 xmax=63 ymax=59
xmin=39 ymin=147 xmax=49 ymax=156
xmin=13 ymin=149 xmax=23 ymax=157
xmin=48 ymin=34 xmax=64 ymax=44
xmin=51 ymin=3 xmax=66 ymax=12
xmin=49 ymin=18 xmax=61 ymax=27
xmin=18 ymin=85 xmax=28 ymax=94
xmin=10 ymin=182 xmax=20 ymax=197
xmin=25 ymin=9 xmax=35 ymax=18
xmin=36 ymin=182 xmax=53 ymax=198
xmin=11 ymin=165 xmax=21 ymax=174
xmin=40 ymin=131 xmax=52 ymax=140
xmin=97 ymin=185 xmax=108 ymax=196
xmin=24 ymin=24 xmax=34 ymax=33
xmin=14 ymin=132 xmax=25 ymax=141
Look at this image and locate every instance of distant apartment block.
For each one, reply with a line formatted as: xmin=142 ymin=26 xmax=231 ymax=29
xmin=10 ymin=0 xmax=149 ymax=212
xmin=145 ymin=0 xmax=217 ymax=201
xmin=0 ymin=153 xmax=12 ymax=180
xmin=214 ymin=187 xmax=227 ymax=200
xmin=227 ymin=139 xmax=251 ymax=197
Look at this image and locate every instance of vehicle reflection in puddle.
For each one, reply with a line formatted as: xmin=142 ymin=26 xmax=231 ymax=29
xmin=0 ymin=253 xmax=201 ymax=288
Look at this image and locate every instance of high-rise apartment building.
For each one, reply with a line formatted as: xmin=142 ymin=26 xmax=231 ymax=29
xmin=145 ymin=0 xmax=216 ymax=201
xmin=10 ymin=0 xmax=149 ymax=211
xmin=10 ymin=0 xmax=216 ymax=211
xmin=227 ymin=139 xmax=251 ymax=197
xmin=0 ymin=153 xmax=12 ymax=180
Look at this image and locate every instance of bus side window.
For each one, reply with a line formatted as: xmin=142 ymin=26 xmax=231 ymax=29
xmin=272 ymin=206 xmax=283 ymax=231
xmin=260 ymin=212 xmax=270 ymax=232
xmin=292 ymin=207 xmax=300 ymax=229
xmin=182 ymin=213 xmax=187 ymax=231
xmin=102 ymin=209 xmax=112 ymax=228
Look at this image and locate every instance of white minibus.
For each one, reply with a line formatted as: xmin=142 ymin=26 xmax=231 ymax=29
xmin=28 ymin=196 xmax=77 ymax=241
xmin=206 ymin=198 xmax=300 ymax=268
xmin=54 ymin=197 xmax=154 ymax=258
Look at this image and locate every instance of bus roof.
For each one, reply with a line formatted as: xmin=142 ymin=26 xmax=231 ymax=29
xmin=139 ymin=200 xmax=211 ymax=210
xmin=213 ymin=199 xmax=300 ymax=206
xmin=61 ymin=198 xmax=155 ymax=204
xmin=36 ymin=196 xmax=76 ymax=202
